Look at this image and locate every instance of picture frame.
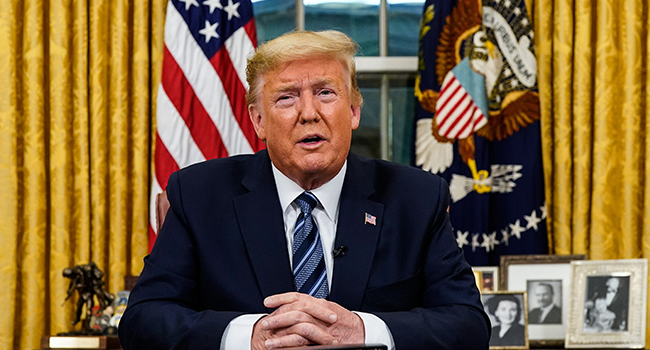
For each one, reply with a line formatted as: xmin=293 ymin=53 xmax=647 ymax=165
xmin=500 ymin=254 xmax=587 ymax=347
xmin=473 ymin=266 xmax=499 ymax=292
xmin=565 ymin=259 xmax=648 ymax=349
xmin=482 ymin=291 xmax=529 ymax=349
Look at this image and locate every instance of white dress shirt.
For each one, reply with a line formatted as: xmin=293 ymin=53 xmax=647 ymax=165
xmin=220 ymin=161 xmax=395 ymax=350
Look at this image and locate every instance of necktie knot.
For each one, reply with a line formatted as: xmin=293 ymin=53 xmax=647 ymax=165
xmin=296 ymin=192 xmax=317 ymax=214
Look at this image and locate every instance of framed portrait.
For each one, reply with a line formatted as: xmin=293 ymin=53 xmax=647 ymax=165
xmin=482 ymin=291 xmax=529 ymax=349
xmin=500 ymin=254 xmax=587 ymax=347
xmin=565 ymin=259 xmax=648 ymax=349
xmin=473 ymin=266 xmax=499 ymax=292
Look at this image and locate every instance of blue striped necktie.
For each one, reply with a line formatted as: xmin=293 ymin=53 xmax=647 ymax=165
xmin=292 ymin=192 xmax=328 ymax=298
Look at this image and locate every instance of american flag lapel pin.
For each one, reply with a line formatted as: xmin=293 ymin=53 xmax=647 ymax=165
xmin=365 ymin=213 xmax=376 ymax=226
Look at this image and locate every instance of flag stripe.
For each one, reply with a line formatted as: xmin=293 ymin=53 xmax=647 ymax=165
xmin=453 ymin=108 xmax=476 ymax=138
xmin=162 ymin=47 xmax=230 ymax=160
xmin=154 ymin=131 xmax=181 ymax=188
xmin=444 ymin=98 xmax=473 ymax=137
xmin=243 ymin=20 xmax=258 ymax=54
xmin=210 ymin=48 xmax=262 ymax=151
xmin=438 ymin=92 xmax=471 ymax=134
xmin=225 ymin=26 xmax=255 ymax=90
xmin=156 ymin=86 xmax=206 ymax=169
xmin=436 ymin=81 xmax=462 ymax=126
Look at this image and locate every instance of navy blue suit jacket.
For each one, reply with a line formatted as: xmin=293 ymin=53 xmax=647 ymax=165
xmin=119 ymin=150 xmax=489 ymax=349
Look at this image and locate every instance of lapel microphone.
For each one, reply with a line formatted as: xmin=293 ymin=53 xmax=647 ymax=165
xmin=332 ymin=245 xmax=347 ymax=259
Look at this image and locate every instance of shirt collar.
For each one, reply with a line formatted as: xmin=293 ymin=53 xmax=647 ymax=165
xmin=272 ymin=161 xmax=347 ymax=224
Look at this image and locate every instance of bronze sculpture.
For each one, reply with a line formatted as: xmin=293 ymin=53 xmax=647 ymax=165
xmin=62 ymin=262 xmax=115 ymax=334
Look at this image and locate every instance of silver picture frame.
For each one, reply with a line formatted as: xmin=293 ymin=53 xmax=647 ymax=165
xmin=565 ymin=259 xmax=648 ymax=348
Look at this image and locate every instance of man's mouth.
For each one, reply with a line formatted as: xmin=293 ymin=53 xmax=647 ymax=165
xmin=300 ymin=135 xmax=324 ymax=144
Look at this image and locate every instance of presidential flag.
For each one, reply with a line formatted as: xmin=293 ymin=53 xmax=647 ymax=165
xmin=150 ymin=0 xmax=265 ymax=250
xmin=415 ymin=0 xmax=548 ymax=266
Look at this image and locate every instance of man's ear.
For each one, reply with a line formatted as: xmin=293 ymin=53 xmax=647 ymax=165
xmin=350 ymin=104 xmax=361 ymax=130
xmin=248 ymin=104 xmax=266 ymax=141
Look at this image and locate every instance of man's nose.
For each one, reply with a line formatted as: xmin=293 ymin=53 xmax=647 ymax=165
xmin=298 ymin=94 xmax=320 ymax=123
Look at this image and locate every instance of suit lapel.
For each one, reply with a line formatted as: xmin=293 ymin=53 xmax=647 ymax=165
xmin=234 ymin=151 xmax=294 ymax=307
xmin=329 ymin=154 xmax=383 ymax=310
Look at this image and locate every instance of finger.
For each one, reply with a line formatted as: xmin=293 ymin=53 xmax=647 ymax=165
xmin=264 ymin=333 xmax=311 ymax=349
xmin=266 ymin=293 xmax=338 ymax=324
xmin=264 ymin=292 xmax=300 ymax=308
xmin=261 ymin=310 xmax=320 ymax=331
xmin=265 ymin=324 xmax=336 ymax=348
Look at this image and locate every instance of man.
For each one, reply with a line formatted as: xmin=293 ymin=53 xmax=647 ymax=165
xmin=604 ymin=277 xmax=628 ymax=331
xmin=119 ymin=30 xmax=489 ymax=350
xmin=528 ymin=283 xmax=561 ymax=324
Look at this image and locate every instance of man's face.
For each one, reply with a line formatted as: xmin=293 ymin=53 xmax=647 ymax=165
xmin=249 ymin=57 xmax=361 ymax=189
xmin=606 ymin=278 xmax=620 ymax=294
xmin=534 ymin=285 xmax=553 ymax=308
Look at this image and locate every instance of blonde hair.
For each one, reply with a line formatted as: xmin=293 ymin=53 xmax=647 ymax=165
xmin=245 ymin=30 xmax=363 ymax=107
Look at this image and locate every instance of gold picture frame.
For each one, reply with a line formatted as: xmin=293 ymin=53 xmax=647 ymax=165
xmin=473 ymin=266 xmax=499 ymax=292
xmin=565 ymin=259 xmax=648 ymax=349
xmin=482 ymin=291 xmax=529 ymax=349
xmin=500 ymin=254 xmax=586 ymax=347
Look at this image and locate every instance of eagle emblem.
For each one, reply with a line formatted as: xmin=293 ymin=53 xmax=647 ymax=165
xmin=415 ymin=0 xmax=539 ymax=201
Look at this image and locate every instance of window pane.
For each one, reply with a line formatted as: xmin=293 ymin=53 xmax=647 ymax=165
xmin=253 ymin=0 xmax=296 ymax=43
xmin=388 ymin=74 xmax=416 ymax=165
xmin=353 ymin=74 xmax=416 ymax=165
xmin=304 ymin=0 xmax=380 ymax=56
xmin=387 ymin=0 xmax=423 ymax=56
xmin=352 ymin=78 xmax=381 ymax=159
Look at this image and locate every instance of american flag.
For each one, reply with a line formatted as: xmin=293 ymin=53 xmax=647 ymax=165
xmin=364 ymin=213 xmax=376 ymax=226
xmin=149 ymin=0 xmax=265 ymax=250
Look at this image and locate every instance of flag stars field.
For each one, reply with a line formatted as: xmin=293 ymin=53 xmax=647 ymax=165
xmin=461 ymin=203 xmax=548 ymax=254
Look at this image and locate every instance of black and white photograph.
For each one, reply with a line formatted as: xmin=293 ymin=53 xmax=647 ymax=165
xmin=583 ymin=275 xmax=629 ymax=333
xmin=565 ymin=259 xmax=648 ymax=349
xmin=527 ymin=280 xmax=562 ymax=325
xmin=482 ymin=292 xmax=529 ymax=349
xmin=500 ymin=254 xmax=585 ymax=347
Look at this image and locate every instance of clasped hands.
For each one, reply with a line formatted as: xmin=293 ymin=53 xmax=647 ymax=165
xmin=251 ymin=292 xmax=365 ymax=349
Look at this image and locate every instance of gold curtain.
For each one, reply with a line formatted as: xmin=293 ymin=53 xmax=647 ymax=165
xmin=0 ymin=0 xmax=165 ymax=348
xmin=534 ymin=0 xmax=650 ymax=345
